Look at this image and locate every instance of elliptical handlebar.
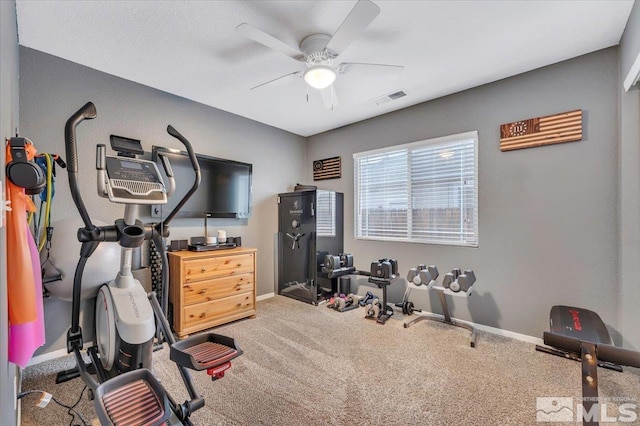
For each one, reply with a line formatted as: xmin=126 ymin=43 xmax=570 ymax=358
xmin=161 ymin=125 xmax=201 ymax=227
xmin=64 ymin=102 xmax=97 ymax=230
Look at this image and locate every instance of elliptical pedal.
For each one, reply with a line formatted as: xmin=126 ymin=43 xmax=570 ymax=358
xmin=171 ymin=333 xmax=242 ymax=379
xmin=95 ymin=369 xmax=171 ymax=426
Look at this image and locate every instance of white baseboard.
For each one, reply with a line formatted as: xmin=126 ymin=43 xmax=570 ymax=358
xmin=256 ymin=292 xmax=275 ymax=302
xmin=474 ymin=322 xmax=543 ymax=345
xmin=414 ymin=311 xmax=543 ymax=345
xmin=27 ymin=341 xmax=94 ymax=367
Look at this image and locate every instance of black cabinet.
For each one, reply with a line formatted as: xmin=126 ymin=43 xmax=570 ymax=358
xmin=277 ymin=190 xmax=343 ymax=304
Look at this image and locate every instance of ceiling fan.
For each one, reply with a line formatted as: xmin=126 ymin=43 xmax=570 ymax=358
xmin=236 ymin=0 xmax=404 ymax=109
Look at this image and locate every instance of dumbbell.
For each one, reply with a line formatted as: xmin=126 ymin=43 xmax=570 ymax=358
xmin=457 ymin=270 xmax=476 ymax=292
xmin=407 ymin=264 xmax=439 ymax=286
xmin=394 ymin=300 xmax=422 ymax=315
xmin=442 ymin=272 xmax=456 ymax=290
xmin=326 ymin=296 xmax=341 ymax=309
xmin=327 ymin=293 xmax=347 ymax=308
xmin=365 ymin=298 xmax=381 ymax=318
xmin=406 ymin=266 xmax=421 ymax=285
xmin=341 ymin=253 xmax=354 ymax=268
xmin=443 ymin=269 xmax=476 ymax=292
xmin=336 ymin=293 xmax=359 ymax=311
xmin=359 ymin=291 xmax=376 ymax=307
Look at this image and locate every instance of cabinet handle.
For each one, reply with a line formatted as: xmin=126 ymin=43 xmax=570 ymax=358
xmin=199 ymin=289 xmax=206 ymax=295
xmin=201 ymin=267 xmax=206 ymax=273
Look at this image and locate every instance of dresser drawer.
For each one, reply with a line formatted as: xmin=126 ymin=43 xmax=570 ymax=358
xmin=183 ymin=274 xmax=254 ymax=306
xmin=182 ymin=253 xmax=254 ymax=283
xmin=183 ymin=292 xmax=254 ymax=328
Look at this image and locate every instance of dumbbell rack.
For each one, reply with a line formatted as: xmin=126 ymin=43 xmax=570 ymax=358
xmin=367 ymin=276 xmax=396 ymax=324
xmin=404 ymin=283 xmax=477 ymax=347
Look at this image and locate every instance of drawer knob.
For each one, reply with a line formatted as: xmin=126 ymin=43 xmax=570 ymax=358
xmin=199 ymin=289 xmax=206 ymax=295
xmin=201 ymin=267 xmax=206 ymax=273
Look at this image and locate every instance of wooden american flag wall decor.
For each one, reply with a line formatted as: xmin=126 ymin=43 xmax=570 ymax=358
xmin=499 ymin=109 xmax=583 ymax=152
xmin=313 ymin=156 xmax=341 ymax=181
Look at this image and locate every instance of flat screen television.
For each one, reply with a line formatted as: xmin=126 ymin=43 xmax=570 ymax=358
xmin=151 ymin=146 xmax=252 ymax=219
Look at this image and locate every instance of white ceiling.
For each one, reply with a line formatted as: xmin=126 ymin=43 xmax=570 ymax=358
xmin=15 ymin=0 xmax=634 ymax=137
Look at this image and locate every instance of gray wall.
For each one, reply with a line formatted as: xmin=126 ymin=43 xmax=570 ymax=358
xmin=1 ymin=1 xmax=19 ymax=423
xmin=19 ymin=47 xmax=307 ymax=355
xmin=308 ymin=48 xmax=620 ymax=341
xmin=619 ymin=1 xmax=640 ymax=350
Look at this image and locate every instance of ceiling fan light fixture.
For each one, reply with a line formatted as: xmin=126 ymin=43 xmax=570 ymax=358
xmin=304 ymin=65 xmax=336 ymax=89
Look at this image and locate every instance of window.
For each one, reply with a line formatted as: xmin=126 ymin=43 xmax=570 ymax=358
xmin=316 ymin=190 xmax=336 ymax=237
xmin=353 ymin=131 xmax=478 ymax=247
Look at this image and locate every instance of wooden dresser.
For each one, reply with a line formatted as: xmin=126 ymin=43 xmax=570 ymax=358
xmin=168 ymin=247 xmax=257 ymax=337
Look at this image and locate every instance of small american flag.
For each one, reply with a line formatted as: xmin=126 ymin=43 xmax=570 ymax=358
xmin=500 ymin=110 xmax=582 ymax=152
xmin=313 ymin=156 xmax=341 ymax=181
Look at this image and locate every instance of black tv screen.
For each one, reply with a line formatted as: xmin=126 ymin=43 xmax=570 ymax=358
xmin=151 ymin=146 xmax=252 ymax=219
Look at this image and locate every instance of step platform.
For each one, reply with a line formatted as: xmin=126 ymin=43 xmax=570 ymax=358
xmin=94 ymin=369 xmax=171 ymax=426
xmin=94 ymin=333 xmax=241 ymax=425
xmin=171 ymin=333 xmax=243 ymax=379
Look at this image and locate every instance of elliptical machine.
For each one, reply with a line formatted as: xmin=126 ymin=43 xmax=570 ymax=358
xmin=60 ymin=102 xmax=242 ymax=425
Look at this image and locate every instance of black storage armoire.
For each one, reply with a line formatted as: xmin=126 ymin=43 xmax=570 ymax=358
xmin=277 ymin=190 xmax=344 ymax=304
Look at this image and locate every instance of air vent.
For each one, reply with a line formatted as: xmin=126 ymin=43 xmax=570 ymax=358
xmin=388 ymin=90 xmax=407 ymax=100
xmin=372 ymin=90 xmax=407 ymax=105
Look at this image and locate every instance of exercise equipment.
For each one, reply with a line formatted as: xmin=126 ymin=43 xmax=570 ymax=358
xmin=364 ymin=298 xmax=382 ymax=319
xmin=536 ymin=305 xmax=640 ymax=425
xmin=358 ymin=291 xmax=376 ymax=307
xmin=398 ymin=265 xmax=439 ymax=315
xmin=366 ymin=258 xmax=398 ymax=324
xmin=322 ymin=253 xmax=355 ymax=279
xmin=58 ymin=102 xmax=242 ymax=425
xmin=44 ymin=218 xmax=121 ymax=301
xmin=327 ymin=293 xmax=360 ymax=312
xmin=404 ymin=266 xmax=478 ymax=347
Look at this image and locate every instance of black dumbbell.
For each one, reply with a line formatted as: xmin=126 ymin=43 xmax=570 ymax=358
xmin=359 ymin=291 xmax=376 ymax=307
xmin=395 ymin=300 xmax=422 ymax=315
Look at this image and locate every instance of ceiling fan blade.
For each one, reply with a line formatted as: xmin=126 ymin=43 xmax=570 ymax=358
xmin=338 ymin=62 xmax=404 ymax=78
xmin=325 ymin=0 xmax=380 ymax=55
xmin=236 ymin=23 xmax=304 ymax=60
xmin=319 ymin=85 xmax=339 ymax=110
xmin=250 ymin=72 xmax=302 ymax=91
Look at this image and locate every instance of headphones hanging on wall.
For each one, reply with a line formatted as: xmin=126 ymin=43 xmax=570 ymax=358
xmin=6 ymin=137 xmax=46 ymax=195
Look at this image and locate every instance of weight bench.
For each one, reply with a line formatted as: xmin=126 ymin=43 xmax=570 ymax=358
xmin=536 ymin=305 xmax=640 ymax=425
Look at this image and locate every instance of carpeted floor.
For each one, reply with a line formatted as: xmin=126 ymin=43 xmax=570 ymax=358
xmin=20 ymin=296 xmax=640 ymax=425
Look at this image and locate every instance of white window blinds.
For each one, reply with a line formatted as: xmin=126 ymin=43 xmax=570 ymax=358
xmin=316 ymin=190 xmax=336 ymax=237
xmin=353 ymin=131 xmax=478 ymax=247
